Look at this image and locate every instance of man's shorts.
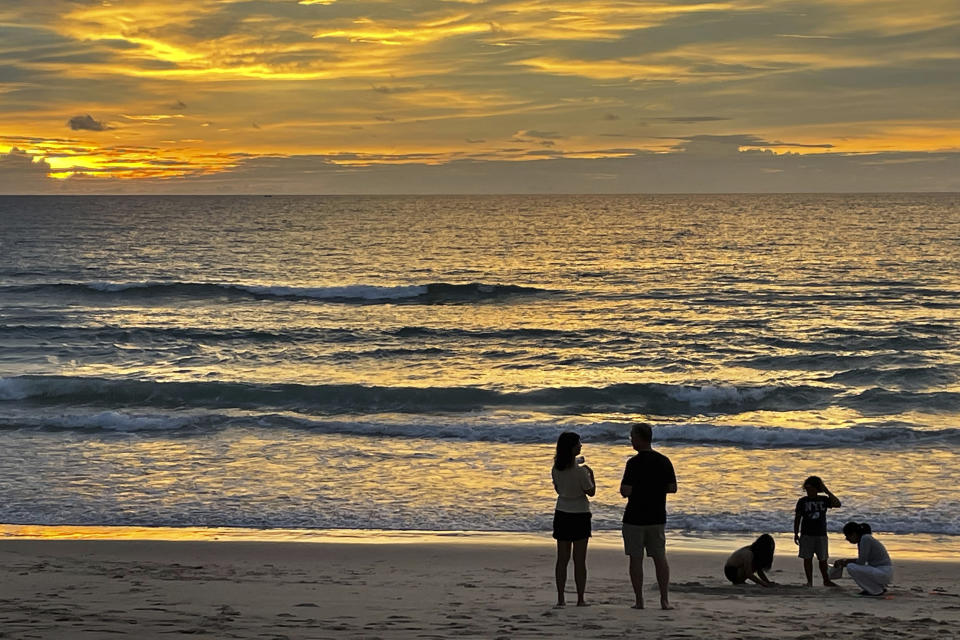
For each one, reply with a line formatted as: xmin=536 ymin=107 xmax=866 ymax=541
xmin=622 ymin=523 xmax=666 ymax=559
xmin=798 ymin=534 xmax=828 ymax=560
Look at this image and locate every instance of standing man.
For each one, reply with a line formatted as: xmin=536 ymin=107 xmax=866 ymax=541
xmin=620 ymin=422 xmax=677 ymax=610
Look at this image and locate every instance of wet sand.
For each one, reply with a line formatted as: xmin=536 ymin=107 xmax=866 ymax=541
xmin=1 ymin=536 xmax=958 ymax=639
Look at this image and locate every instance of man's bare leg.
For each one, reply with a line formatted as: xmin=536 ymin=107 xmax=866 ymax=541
xmin=652 ymin=554 xmax=674 ymax=610
xmin=629 ymin=554 xmax=644 ymax=609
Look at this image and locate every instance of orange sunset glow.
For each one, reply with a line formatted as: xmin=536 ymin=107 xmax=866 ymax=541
xmin=1 ymin=0 xmax=959 ymax=193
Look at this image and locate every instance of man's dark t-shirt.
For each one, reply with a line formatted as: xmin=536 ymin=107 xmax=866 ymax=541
xmin=621 ymin=450 xmax=676 ymax=526
xmin=796 ymin=496 xmax=831 ymax=536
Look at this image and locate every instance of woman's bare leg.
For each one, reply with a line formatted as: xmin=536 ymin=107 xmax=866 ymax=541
xmin=555 ymin=540 xmax=572 ymax=607
xmin=572 ymin=538 xmax=589 ymax=605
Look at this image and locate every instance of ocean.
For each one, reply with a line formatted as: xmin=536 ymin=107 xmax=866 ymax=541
xmin=1 ymin=194 xmax=958 ymax=544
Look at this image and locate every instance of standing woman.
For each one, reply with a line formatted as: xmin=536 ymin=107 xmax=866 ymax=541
xmin=836 ymin=522 xmax=893 ymax=596
xmin=552 ymin=431 xmax=596 ymax=607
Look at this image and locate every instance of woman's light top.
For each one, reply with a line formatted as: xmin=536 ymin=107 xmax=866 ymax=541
xmin=857 ymin=534 xmax=892 ymax=567
xmin=552 ymin=465 xmax=594 ymax=513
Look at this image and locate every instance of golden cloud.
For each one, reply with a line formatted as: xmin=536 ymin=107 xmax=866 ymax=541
xmin=0 ymin=0 xmax=956 ymax=183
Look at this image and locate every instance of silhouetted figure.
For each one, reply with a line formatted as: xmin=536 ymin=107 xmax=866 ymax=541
xmin=724 ymin=534 xmax=777 ymax=586
xmin=836 ymin=522 xmax=892 ymax=596
xmin=794 ymin=475 xmax=842 ymax=587
xmin=551 ymin=431 xmax=595 ymax=608
xmin=619 ymin=422 xmax=676 ymax=610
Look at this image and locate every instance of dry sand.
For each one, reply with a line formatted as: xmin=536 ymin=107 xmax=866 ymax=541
xmin=1 ymin=536 xmax=957 ymax=639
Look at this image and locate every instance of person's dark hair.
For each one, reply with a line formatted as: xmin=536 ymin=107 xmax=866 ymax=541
xmin=750 ymin=534 xmax=776 ymax=571
xmin=554 ymin=432 xmax=580 ymax=471
xmin=630 ymin=422 xmax=652 ymax=442
xmin=803 ymin=475 xmax=822 ymax=490
xmin=842 ymin=522 xmax=872 ymax=537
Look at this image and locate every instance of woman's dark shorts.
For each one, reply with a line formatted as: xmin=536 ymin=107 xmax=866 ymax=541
xmin=552 ymin=510 xmax=592 ymax=541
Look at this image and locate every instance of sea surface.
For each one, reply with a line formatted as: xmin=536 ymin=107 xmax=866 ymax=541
xmin=1 ymin=194 xmax=958 ymax=542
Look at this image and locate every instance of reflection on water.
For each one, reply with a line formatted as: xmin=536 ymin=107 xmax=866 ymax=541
xmin=0 ymin=195 xmax=958 ymax=543
xmin=1 ymin=429 xmax=956 ymax=537
xmin=4 ymin=526 xmax=959 ymax=561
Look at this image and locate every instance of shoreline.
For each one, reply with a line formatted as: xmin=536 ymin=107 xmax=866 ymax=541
xmin=2 ymin=533 xmax=958 ymax=639
xmin=4 ymin=523 xmax=960 ymax=561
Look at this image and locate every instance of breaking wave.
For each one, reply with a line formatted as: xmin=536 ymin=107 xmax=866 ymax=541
xmin=0 ymin=407 xmax=956 ymax=449
xmin=0 ymin=375 xmax=840 ymax=415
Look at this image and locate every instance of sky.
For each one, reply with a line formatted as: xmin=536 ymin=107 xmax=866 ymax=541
xmin=1 ymin=0 xmax=959 ymax=194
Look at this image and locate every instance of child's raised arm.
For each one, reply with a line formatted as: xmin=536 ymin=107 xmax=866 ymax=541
xmin=820 ymin=480 xmax=841 ymax=508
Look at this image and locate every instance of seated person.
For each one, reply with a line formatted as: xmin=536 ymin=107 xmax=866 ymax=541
xmin=835 ymin=522 xmax=892 ymax=597
xmin=724 ymin=534 xmax=776 ymax=587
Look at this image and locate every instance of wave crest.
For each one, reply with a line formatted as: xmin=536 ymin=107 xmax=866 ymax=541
xmin=0 ymin=407 xmax=956 ymax=448
xmin=0 ymin=375 xmax=838 ymax=415
xmin=0 ymin=281 xmax=551 ymax=304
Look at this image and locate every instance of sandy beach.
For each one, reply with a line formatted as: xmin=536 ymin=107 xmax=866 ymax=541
xmin=1 ymin=533 xmax=957 ymax=639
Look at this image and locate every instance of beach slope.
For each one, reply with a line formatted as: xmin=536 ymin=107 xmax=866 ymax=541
xmin=1 ymin=538 xmax=957 ymax=639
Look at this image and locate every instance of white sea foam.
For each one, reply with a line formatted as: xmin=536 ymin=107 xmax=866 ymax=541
xmin=1 ymin=504 xmax=955 ymax=536
xmin=665 ymin=384 xmax=772 ymax=408
xmin=1 ymin=408 xmax=955 ymax=448
xmin=0 ymin=374 xmax=838 ymax=414
xmin=63 ymin=411 xmax=194 ymax=431
xmin=649 ymin=423 xmax=958 ymax=447
xmin=0 ymin=377 xmax=31 ymax=401
xmin=84 ymin=280 xmax=167 ymax=292
xmin=668 ymin=508 xmax=960 ymax=537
